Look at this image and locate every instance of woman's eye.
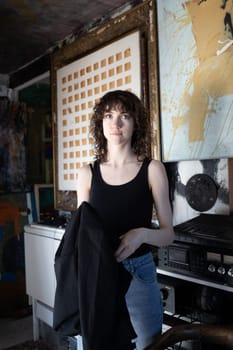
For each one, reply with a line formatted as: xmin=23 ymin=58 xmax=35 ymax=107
xmin=104 ymin=113 xmax=112 ymax=119
xmin=121 ymin=114 xmax=130 ymax=119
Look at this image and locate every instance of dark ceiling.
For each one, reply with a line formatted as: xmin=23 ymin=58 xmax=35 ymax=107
xmin=0 ymin=0 xmax=138 ymax=75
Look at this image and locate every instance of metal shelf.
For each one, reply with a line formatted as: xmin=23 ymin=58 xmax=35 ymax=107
xmin=157 ymin=268 xmax=233 ymax=293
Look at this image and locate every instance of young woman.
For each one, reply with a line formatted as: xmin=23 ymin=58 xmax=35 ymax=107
xmin=77 ymin=90 xmax=174 ymax=350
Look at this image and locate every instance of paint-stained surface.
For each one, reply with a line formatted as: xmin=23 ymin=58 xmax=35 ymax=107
xmin=0 ymin=99 xmax=27 ymax=191
xmin=157 ymin=0 xmax=233 ymax=161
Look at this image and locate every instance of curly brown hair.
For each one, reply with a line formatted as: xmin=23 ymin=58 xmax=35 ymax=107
xmin=90 ymin=90 xmax=151 ymax=161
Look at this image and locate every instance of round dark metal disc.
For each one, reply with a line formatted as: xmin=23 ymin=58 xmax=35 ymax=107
xmin=185 ymin=174 xmax=218 ymax=212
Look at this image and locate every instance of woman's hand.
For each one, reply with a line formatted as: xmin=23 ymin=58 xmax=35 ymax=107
xmin=114 ymin=228 xmax=145 ymax=262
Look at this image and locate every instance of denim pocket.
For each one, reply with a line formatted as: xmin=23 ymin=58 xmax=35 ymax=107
xmin=134 ymin=257 xmax=156 ymax=284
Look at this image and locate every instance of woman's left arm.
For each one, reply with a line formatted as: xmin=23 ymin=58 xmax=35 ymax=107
xmin=146 ymin=159 xmax=174 ymax=247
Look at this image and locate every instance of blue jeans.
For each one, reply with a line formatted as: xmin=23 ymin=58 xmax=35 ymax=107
xmin=122 ymin=253 xmax=163 ymax=350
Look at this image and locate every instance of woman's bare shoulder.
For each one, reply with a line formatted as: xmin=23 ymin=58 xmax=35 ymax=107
xmin=78 ymin=163 xmax=92 ymax=177
xmin=149 ymin=159 xmax=166 ymax=172
xmin=148 ymin=159 xmax=168 ymax=186
xmin=77 ymin=163 xmax=93 ymax=206
xmin=77 ymin=163 xmax=93 ymax=188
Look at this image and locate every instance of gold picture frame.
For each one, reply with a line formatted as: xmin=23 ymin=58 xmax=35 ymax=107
xmin=51 ymin=0 xmax=160 ymax=211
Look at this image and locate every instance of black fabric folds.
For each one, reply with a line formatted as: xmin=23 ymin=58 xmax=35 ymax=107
xmin=53 ymin=201 xmax=135 ymax=350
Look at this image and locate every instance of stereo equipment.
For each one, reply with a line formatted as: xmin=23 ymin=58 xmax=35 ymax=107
xmin=158 ymin=214 xmax=233 ymax=287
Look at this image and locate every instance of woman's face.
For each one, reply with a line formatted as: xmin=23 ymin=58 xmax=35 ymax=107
xmin=102 ymin=106 xmax=134 ymax=146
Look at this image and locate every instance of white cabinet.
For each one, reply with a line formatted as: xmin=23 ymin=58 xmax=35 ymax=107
xmin=24 ymin=224 xmax=68 ymax=343
xmin=24 ymin=224 xmax=83 ymax=349
xmin=24 ymin=231 xmax=58 ymax=307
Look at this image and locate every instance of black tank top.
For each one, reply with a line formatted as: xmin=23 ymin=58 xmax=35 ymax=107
xmin=89 ymin=158 xmax=153 ymax=257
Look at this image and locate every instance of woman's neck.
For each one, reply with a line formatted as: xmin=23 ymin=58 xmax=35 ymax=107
xmin=104 ymin=146 xmax=137 ymax=166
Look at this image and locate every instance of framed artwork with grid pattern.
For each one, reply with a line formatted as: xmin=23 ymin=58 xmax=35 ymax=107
xmin=52 ymin=0 xmax=159 ymax=210
xmin=57 ymin=31 xmax=141 ymax=192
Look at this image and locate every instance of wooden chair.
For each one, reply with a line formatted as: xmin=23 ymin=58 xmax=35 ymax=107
xmin=147 ymin=324 xmax=233 ymax=350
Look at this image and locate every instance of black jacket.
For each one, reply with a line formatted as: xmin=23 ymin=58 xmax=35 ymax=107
xmin=53 ymin=201 xmax=135 ymax=350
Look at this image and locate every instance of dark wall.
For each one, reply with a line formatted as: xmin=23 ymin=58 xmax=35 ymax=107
xmin=9 ymin=54 xmax=51 ymax=89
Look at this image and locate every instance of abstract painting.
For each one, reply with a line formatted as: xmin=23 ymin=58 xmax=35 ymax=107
xmin=0 ymin=99 xmax=27 ymax=191
xmin=157 ymin=0 xmax=233 ymax=161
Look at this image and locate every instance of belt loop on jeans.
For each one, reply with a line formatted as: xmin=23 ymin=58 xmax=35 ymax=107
xmin=129 ymin=258 xmax=134 ymax=274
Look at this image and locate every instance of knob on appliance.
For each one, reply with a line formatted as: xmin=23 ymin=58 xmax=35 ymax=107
xmin=226 ymin=267 xmax=233 ymax=286
xmin=217 ymin=266 xmax=226 ymax=275
xmin=208 ymin=264 xmax=216 ymax=273
xmin=227 ymin=267 xmax=233 ymax=277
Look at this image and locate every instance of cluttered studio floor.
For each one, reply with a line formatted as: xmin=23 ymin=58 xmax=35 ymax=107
xmin=0 ymin=314 xmax=35 ymax=350
xmin=0 ymin=313 xmax=69 ymax=350
xmin=0 ymin=272 xmax=45 ymax=350
xmin=0 ymin=297 xmax=68 ymax=350
xmin=0 ymin=301 xmax=50 ymax=350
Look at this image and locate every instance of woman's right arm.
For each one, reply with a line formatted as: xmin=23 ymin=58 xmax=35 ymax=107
xmin=77 ymin=164 xmax=92 ymax=207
